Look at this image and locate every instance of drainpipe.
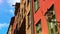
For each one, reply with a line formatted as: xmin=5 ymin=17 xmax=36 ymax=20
xmin=30 ymin=0 xmax=34 ymax=34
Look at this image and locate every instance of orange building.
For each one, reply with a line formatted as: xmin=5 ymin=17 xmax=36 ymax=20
xmin=32 ymin=0 xmax=60 ymax=34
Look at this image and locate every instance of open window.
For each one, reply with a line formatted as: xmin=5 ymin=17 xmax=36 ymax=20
xmin=36 ymin=20 xmax=42 ymax=34
xmin=45 ymin=4 xmax=58 ymax=34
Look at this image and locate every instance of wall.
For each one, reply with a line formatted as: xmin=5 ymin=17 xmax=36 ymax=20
xmin=32 ymin=0 xmax=60 ymax=34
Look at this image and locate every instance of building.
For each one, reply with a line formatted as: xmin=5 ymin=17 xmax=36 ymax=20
xmin=7 ymin=0 xmax=60 ymax=34
xmin=32 ymin=0 xmax=60 ymax=34
xmin=7 ymin=17 xmax=15 ymax=34
xmin=7 ymin=3 xmax=20 ymax=34
xmin=12 ymin=3 xmax=20 ymax=34
xmin=7 ymin=0 xmax=34 ymax=34
xmin=17 ymin=0 xmax=34 ymax=34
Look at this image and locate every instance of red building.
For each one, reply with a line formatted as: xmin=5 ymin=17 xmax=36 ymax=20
xmin=32 ymin=0 xmax=60 ymax=34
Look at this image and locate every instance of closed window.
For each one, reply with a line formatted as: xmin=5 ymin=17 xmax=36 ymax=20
xmin=36 ymin=20 xmax=42 ymax=34
xmin=34 ymin=0 xmax=39 ymax=12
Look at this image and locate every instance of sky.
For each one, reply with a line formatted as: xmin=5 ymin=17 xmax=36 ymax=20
xmin=0 ymin=0 xmax=20 ymax=34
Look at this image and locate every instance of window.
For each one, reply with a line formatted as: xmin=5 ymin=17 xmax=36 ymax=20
xmin=24 ymin=2 xmax=26 ymax=13
xmin=36 ymin=20 xmax=42 ymax=34
xmin=28 ymin=11 xmax=31 ymax=28
xmin=18 ymin=9 xmax=21 ymax=20
xmin=14 ymin=24 xmax=18 ymax=34
xmin=27 ymin=0 xmax=29 ymax=6
xmin=22 ymin=9 xmax=23 ymax=19
xmin=20 ymin=9 xmax=23 ymax=20
xmin=45 ymin=5 xmax=58 ymax=34
xmin=17 ymin=9 xmax=20 ymax=23
xmin=34 ymin=0 xmax=39 ymax=12
xmin=18 ymin=9 xmax=20 ymax=18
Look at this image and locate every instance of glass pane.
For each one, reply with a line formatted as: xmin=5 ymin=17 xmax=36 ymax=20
xmin=34 ymin=0 xmax=38 ymax=12
xmin=36 ymin=20 xmax=42 ymax=34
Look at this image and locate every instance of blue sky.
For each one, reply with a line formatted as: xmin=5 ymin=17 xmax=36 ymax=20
xmin=0 ymin=0 xmax=20 ymax=34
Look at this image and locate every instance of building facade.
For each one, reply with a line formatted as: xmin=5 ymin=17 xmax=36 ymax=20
xmin=32 ymin=0 xmax=60 ymax=34
xmin=7 ymin=0 xmax=60 ymax=34
xmin=7 ymin=0 xmax=33 ymax=34
xmin=7 ymin=17 xmax=15 ymax=34
xmin=18 ymin=0 xmax=33 ymax=34
xmin=7 ymin=3 xmax=20 ymax=34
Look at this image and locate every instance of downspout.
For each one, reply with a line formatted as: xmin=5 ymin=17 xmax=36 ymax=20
xmin=30 ymin=0 xmax=34 ymax=34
